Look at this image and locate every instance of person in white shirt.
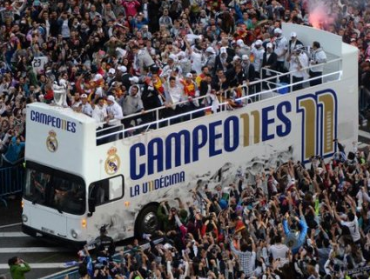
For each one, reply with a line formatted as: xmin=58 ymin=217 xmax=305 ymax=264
xmin=105 ymin=95 xmax=124 ymax=140
xmin=92 ymin=97 xmax=109 ymax=144
xmin=92 ymin=97 xmax=108 ymax=127
xmin=184 ymin=39 xmax=202 ymax=74
xmin=80 ymin=94 xmax=93 ymax=117
xmin=288 ymin=45 xmax=309 ymax=91
xmin=106 ymin=95 xmax=123 ymax=125
xmin=164 ymin=76 xmax=187 ymax=123
xmin=268 ymin=235 xmax=289 ymax=268
xmin=274 ymin=28 xmax=288 ymax=73
xmin=309 ymin=41 xmax=327 ymax=86
xmin=160 ymin=54 xmax=178 ymax=79
xmin=250 ymin=40 xmax=265 ymax=78
xmin=333 ymin=196 xmax=361 ymax=244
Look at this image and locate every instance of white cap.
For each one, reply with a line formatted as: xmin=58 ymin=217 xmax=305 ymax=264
xmin=290 ymin=32 xmax=297 ymax=37
xmin=81 ymin=94 xmax=88 ymax=98
xmin=168 ymin=54 xmax=177 ymax=61
xmin=266 ymin=43 xmax=273 ymax=49
xmin=108 ymin=68 xmax=116 ymax=75
xmin=274 ymin=28 xmax=282 ymax=34
xmin=255 ymin=39 xmax=263 ymax=46
xmin=117 ymin=66 xmax=127 ymax=73
xmin=92 ymin=74 xmax=103 ymax=82
xmin=237 ymin=39 xmax=244 ymax=47
xmin=107 ymin=95 xmax=115 ymax=102
xmin=233 ymin=55 xmax=241 ymax=61
xmin=186 ymin=73 xmax=193 ymax=78
xmin=129 ymin=76 xmax=140 ymax=83
xmin=206 ymin=46 xmax=215 ymax=54
xmin=220 ymin=47 xmax=227 ymax=54
xmin=242 ymin=54 xmax=249 ymax=60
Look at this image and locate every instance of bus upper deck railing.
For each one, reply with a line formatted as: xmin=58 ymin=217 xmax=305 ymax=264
xmin=95 ymin=57 xmax=343 ymax=143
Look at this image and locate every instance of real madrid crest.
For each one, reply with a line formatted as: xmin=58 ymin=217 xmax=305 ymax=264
xmin=105 ymin=147 xmax=121 ymax=175
xmin=46 ymin=130 xmax=58 ymax=152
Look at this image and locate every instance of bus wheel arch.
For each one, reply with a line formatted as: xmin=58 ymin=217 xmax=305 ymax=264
xmin=134 ymin=203 xmax=160 ymax=238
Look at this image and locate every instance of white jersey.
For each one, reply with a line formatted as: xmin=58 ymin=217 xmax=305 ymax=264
xmin=92 ymin=104 xmax=108 ymax=123
xmin=341 ymin=216 xmax=360 ymax=242
xmin=250 ymin=46 xmax=265 ymax=72
xmin=275 ymin=36 xmax=288 ymax=62
xmin=81 ymin=102 xmax=93 ymax=117
xmin=107 ymin=102 xmax=123 ymax=119
xmin=289 ymin=52 xmax=309 ymax=78
xmin=32 ymin=56 xmax=48 ymax=74
xmin=189 ymin=51 xmax=202 ymax=74
xmin=310 ymin=48 xmax=327 ymax=73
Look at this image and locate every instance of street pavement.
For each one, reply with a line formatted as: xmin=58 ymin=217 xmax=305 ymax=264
xmin=0 ymin=199 xmax=77 ymax=279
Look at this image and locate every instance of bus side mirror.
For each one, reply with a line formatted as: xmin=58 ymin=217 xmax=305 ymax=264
xmin=88 ymin=198 xmax=96 ymax=216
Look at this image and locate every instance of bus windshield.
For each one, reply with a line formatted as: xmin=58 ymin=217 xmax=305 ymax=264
xmin=24 ymin=167 xmax=85 ymax=215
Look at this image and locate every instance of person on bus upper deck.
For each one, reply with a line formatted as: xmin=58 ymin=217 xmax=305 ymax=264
xmin=79 ymin=94 xmax=93 ymax=117
xmin=288 ymin=44 xmax=309 ymax=92
xmin=213 ymin=47 xmax=233 ymax=76
xmin=273 ymin=28 xmax=289 ymax=73
xmin=122 ymin=84 xmax=145 ymax=129
xmin=106 ymin=95 xmax=123 ymax=126
xmin=250 ymin=40 xmax=265 ymax=79
xmin=95 ymin=225 xmax=116 ymax=260
xmin=92 ymin=98 xmax=108 ymax=128
xmin=241 ymin=55 xmax=256 ymax=86
xmin=309 ymin=41 xmax=327 ymax=87
xmin=90 ymin=73 xmax=105 ymax=102
xmin=164 ymin=76 xmax=188 ymax=121
xmin=288 ymin=32 xmax=304 ymax=56
xmin=262 ymin=43 xmax=278 ymax=90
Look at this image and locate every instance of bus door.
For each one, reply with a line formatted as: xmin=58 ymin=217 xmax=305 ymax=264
xmin=87 ymin=175 xmax=125 ymax=241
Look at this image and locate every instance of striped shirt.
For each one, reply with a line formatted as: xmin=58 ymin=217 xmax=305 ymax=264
xmin=230 ymin=242 xmax=256 ymax=277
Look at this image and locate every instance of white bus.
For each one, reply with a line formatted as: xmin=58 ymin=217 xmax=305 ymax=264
xmin=21 ymin=24 xmax=358 ymax=247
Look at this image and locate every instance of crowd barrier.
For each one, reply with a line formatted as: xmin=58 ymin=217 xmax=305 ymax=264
xmin=359 ymin=86 xmax=369 ymax=127
xmin=44 ymin=238 xmax=164 ymax=279
xmin=0 ymin=163 xmax=25 ymax=207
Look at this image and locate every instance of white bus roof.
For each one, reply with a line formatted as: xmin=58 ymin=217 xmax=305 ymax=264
xmin=28 ymin=102 xmax=97 ymax=125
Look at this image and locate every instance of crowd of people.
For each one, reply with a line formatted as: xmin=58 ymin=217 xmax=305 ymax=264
xmin=1 ymin=0 xmax=366 ymax=164
xmin=0 ymin=0 xmax=369 ymax=278
xmin=70 ymin=140 xmax=370 ymax=279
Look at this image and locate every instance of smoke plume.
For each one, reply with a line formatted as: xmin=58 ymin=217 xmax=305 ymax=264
xmin=304 ymin=0 xmax=337 ymax=29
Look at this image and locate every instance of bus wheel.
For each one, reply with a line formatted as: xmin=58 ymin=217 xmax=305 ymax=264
xmin=136 ymin=204 xmax=159 ymax=237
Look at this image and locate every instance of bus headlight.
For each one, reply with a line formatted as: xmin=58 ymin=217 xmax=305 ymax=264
xmin=22 ymin=214 xmax=28 ymax=223
xmin=71 ymin=229 xmax=79 ymax=239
